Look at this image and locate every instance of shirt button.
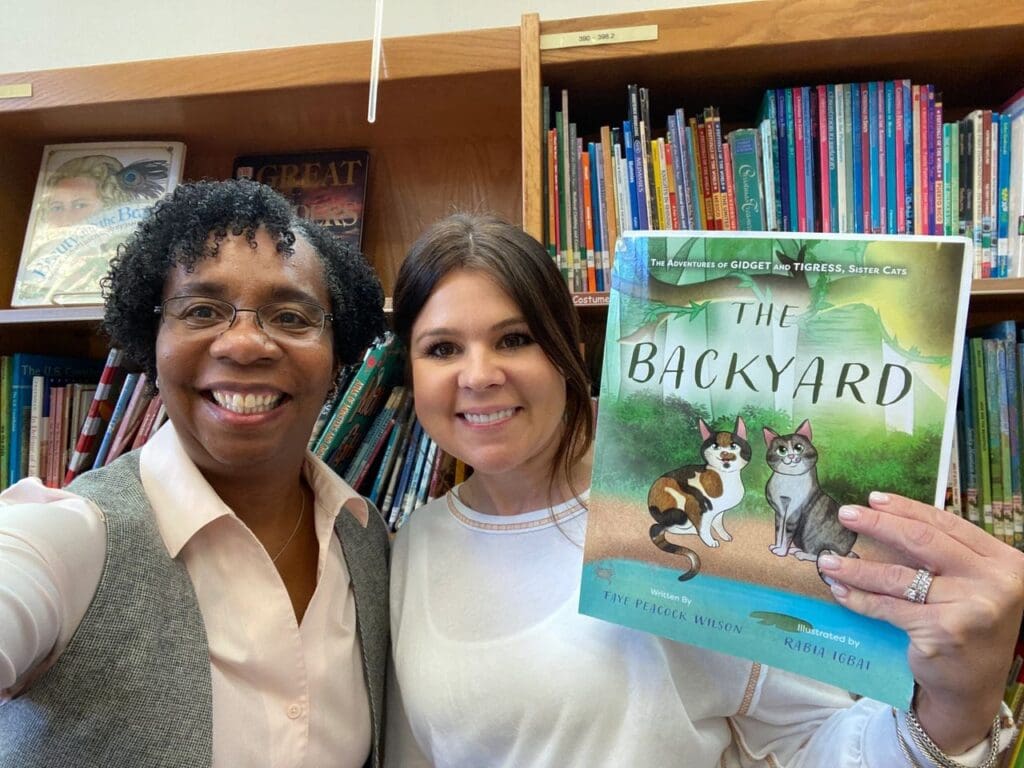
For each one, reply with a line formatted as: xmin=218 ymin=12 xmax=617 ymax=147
xmin=287 ymin=704 xmax=302 ymax=719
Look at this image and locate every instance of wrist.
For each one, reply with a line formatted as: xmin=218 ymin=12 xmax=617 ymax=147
xmin=914 ymin=690 xmax=998 ymax=754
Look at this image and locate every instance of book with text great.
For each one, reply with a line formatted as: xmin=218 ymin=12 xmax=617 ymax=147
xmin=580 ymin=231 xmax=972 ymax=708
xmin=13 ymin=141 xmax=186 ymax=307
xmin=233 ymin=149 xmax=370 ymax=252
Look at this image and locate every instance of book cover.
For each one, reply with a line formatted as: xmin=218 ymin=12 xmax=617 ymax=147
xmin=13 ymin=141 xmax=186 ymax=307
xmin=233 ymin=149 xmax=369 ymax=252
xmin=580 ymin=230 xmax=972 ymax=708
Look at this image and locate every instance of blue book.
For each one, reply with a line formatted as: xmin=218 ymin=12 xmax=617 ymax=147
xmin=884 ymin=81 xmax=897 ymax=234
xmin=768 ymin=89 xmax=790 ymax=231
xmin=387 ymin=419 xmax=422 ymax=527
xmin=667 ymin=115 xmax=688 ymax=230
xmin=850 ymin=82 xmax=864 ymax=233
xmin=997 ymin=112 xmax=1012 ymax=278
xmin=783 ymin=89 xmax=799 ymax=230
xmin=91 ymin=372 xmax=139 ymax=469
xmin=867 ymin=80 xmax=880 ymax=233
xmin=621 ymin=120 xmax=641 ymax=230
xmin=8 ymin=353 xmax=104 ymax=483
xmin=588 ymin=142 xmax=604 ymax=291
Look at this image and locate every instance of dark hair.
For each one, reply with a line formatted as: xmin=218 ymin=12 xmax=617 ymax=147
xmin=101 ymin=178 xmax=386 ymax=388
xmin=392 ymin=212 xmax=593 ymax=493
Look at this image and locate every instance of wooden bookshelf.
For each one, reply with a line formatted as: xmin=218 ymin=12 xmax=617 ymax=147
xmin=0 ymin=25 xmax=524 ymax=351
xmin=520 ymin=0 xmax=1024 ymax=324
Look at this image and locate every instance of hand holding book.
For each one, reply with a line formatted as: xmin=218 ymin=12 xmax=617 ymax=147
xmin=820 ymin=490 xmax=1024 ymax=756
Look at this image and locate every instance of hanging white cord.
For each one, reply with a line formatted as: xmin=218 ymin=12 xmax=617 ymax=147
xmin=367 ymin=0 xmax=385 ymax=123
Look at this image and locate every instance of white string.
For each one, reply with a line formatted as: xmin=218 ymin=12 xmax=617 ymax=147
xmin=367 ymin=0 xmax=385 ymax=123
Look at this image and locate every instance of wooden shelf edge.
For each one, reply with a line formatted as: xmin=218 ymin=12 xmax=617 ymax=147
xmin=0 ymin=306 xmax=105 ymax=325
xmin=970 ymin=278 xmax=1024 ymax=296
xmin=0 ymin=25 xmax=521 ymax=113
xmin=537 ymin=0 xmax=1024 ymax=65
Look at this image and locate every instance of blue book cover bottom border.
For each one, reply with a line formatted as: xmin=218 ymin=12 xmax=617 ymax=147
xmin=580 ymin=558 xmax=913 ymax=708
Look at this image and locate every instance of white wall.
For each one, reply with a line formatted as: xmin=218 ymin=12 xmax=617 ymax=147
xmin=0 ymin=0 xmax=744 ymax=74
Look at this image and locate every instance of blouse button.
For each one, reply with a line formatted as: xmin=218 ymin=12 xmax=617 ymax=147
xmin=287 ymin=703 xmax=302 ymax=719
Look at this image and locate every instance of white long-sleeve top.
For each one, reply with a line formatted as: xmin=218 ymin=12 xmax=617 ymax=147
xmin=0 ymin=421 xmax=372 ymax=768
xmin=387 ymin=488 xmax=1004 ymax=767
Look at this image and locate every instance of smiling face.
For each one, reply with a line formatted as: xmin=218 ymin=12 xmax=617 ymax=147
xmin=155 ymin=228 xmax=336 ymax=483
xmin=409 ymin=269 xmax=567 ymax=486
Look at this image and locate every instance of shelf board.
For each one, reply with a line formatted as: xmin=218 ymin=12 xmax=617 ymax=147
xmin=970 ymin=278 xmax=1024 ymax=296
xmin=0 ymin=306 xmax=104 ymax=326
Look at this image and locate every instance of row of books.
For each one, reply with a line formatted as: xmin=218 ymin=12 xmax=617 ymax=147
xmin=947 ymin=320 xmax=1024 ymax=548
xmin=0 ymin=349 xmax=168 ymax=489
xmin=307 ymin=334 xmax=459 ymax=530
xmin=543 ymin=81 xmax=1024 ymax=292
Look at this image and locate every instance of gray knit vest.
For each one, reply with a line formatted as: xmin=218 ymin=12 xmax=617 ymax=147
xmin=0 ymin=451 xmax=387 ymax=768
xmin=0 ymin=452 xmax=212 ymax=768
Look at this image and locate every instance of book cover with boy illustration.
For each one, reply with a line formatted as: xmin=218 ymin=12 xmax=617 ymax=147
xmin=580 ymin=231 xmax=972 ymax=708
xmin=13 ymin=141 xmax=186 ymax=307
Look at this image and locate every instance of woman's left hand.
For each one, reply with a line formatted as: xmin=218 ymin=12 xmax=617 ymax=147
xmin=818 ymin=491 xmax=1024 ymax=755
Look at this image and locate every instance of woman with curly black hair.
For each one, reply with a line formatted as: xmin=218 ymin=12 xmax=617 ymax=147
xmin=0 ymin=178 xmax=390 ymax=768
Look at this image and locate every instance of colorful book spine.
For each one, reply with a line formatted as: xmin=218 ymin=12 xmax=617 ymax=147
xmin=900 ymin=79 xmax=914 ymax=235
xmin=884 ymin=80 xmax=897 ymax=234
xmin=91 ymin=372 xmax=139 ymax=470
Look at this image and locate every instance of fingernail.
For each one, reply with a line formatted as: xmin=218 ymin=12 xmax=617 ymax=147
xmin=831 ymin=583 xmax=850 ymax=598
xmin=869 ymin=491 xmax=890 ymax=505
xmin=818 ymin=554 xmax=841 ymax=570
xmin=838 ymin=506 xmax=859 ymax=521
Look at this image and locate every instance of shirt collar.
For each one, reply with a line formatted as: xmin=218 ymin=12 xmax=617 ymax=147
xmin=140 ymin=421 xmax=369 ymax=559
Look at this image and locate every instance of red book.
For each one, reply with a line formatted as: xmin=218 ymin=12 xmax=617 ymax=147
xmin=130 ymin=394 xmax=165 ymax=451
xmin=580 ymin=149 xmax=597 ymax=291
xmin=721 ymin=142 xmax=738 ymax=231
xmin=860 ymin=82 xmax=872 ymax=234
xmin=817 ymin=85 xmax=831 ymax=233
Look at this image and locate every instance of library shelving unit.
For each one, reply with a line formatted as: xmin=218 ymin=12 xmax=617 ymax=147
xmin=518 ymin=0 xmax=1024 ymax=328
xmin=0 ymin=26 xmax=525 ymax=356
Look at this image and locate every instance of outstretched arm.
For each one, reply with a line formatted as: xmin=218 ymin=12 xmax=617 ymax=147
xmin=0 ymin=484 xmax=104 ymax=692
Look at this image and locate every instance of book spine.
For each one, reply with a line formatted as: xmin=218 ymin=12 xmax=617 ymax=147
xmin=1002 ymin=338 xmax=1022 ymax=545
xmin=867 ymin=80 xmax=880 ymax=234
xmin=970 ymin=337 xmax=994 ymax=534
xmin=792 ymin=89 xmax=807 ymax=231
xmin=27 ymin=375 xmax=45 ymax=479
xmin=64 ymin=348 xmax=125 ymax=485
xmin=850 ymin=83 xmax=863 ymax=233
xmin=885 ymin=80 xmax=897 ymax=234
xmin=934 ymin=94 xmax=945 ymax=238
xmin=960 ymin=339 xmax=980 ymax=525
xmin=894 ymin=80 xmax=906 ymax=233
xmin=92 ymin=372 xmax=139 ymax=470
xmin=901 ymin=80 xmax=914 ymax=235
xmin=925 ymin=85 xmax=937 ymax=235
xmin=721 ymin=141 xmax=738 ymax=230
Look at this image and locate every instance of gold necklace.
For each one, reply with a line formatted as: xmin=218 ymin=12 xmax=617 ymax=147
xmin=270 ymin=489 xmax=306 ymax=563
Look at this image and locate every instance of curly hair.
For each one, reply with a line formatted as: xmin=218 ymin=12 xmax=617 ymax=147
xmin=101 ymin=178 xmax=386 ymax=389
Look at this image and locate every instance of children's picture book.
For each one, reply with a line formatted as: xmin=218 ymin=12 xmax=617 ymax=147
xmin=580 ymin=230 xmax=972 ymax=708
xmin=13 ymin=141 xmax=186 ymax=307
xmin=233 ymin=149 xmax=370 ymax=252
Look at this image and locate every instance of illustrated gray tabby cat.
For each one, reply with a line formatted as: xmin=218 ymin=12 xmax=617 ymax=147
xmin=763 ymin=420 xmax=857 ymax=576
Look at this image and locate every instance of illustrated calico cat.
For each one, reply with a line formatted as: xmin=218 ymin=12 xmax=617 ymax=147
xmin=647 ymin=417 xmax=751 ymax=581
xmin=763 ymin=420 xmax=857 ymax=576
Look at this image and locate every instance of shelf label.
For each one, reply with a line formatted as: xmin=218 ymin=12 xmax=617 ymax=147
xmin=540 ymin=24 xmax=657 ymax=51
xmin=0 ymin=83 xmax=32 ymax=100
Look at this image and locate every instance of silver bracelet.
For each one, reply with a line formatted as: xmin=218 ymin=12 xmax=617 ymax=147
xmin=903 ymin=705 xmax=1002 ymax=768
xmin=892 ymin=708 xmax=927 ymax=768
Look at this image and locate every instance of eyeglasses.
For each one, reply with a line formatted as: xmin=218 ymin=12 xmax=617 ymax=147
xmin=155 ymin=296 xmax=333 ymax=344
